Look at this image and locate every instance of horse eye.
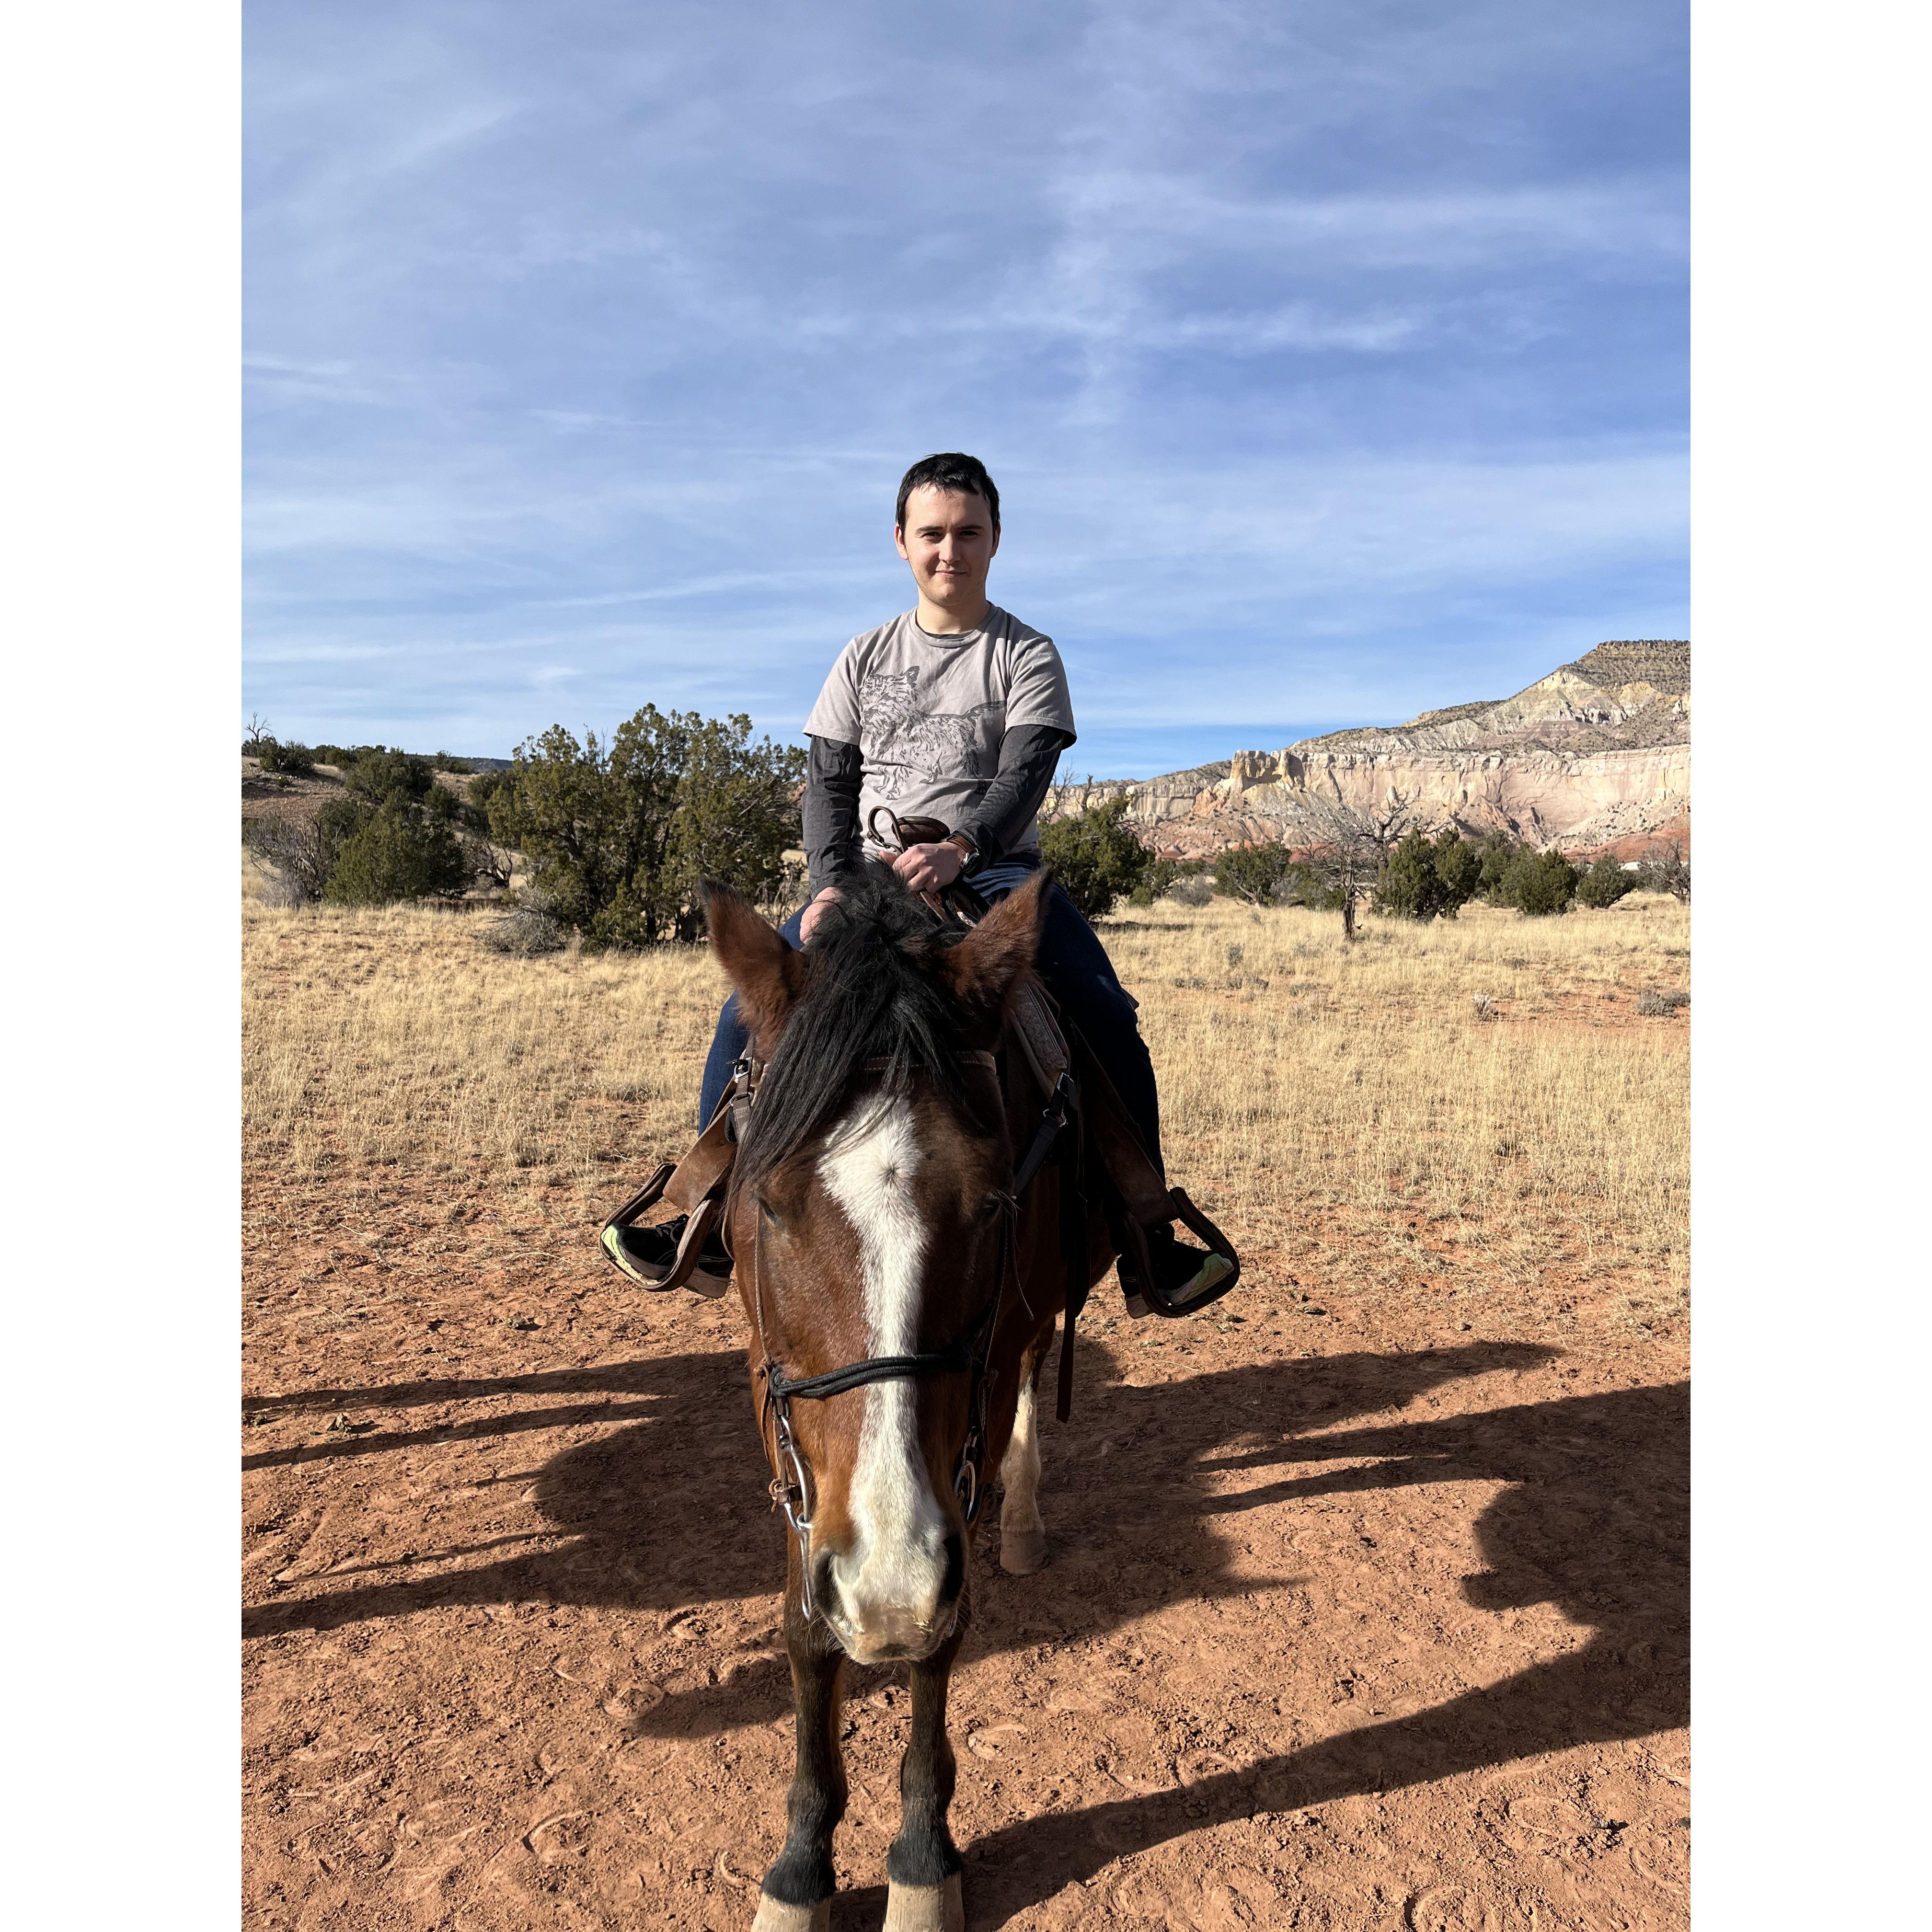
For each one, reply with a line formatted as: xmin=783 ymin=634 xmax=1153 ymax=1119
xmin=757 ymin=1196 xmax=784 ymax=1229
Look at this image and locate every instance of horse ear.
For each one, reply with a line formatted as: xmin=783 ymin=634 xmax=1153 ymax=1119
xmin=704 ymin=881 xmax=806 ymax=1046
xmin=940 ymin=870 xmax=1048 ymax=1019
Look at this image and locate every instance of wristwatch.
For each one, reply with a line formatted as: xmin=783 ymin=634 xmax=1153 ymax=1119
xmin=943 ymin=832 xmax=978 ymax=866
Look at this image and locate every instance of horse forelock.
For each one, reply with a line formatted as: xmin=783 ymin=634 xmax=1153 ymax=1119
xmin=730 ymin=864 xmax=972 ymax=1212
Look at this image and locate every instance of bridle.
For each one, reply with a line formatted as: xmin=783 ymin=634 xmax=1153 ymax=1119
xmin=737 ymin=1046 xmax=1075 ymax=1624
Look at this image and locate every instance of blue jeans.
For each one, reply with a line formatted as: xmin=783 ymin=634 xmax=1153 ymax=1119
xmin=696 ymin=859 xmax=1164 ymax=1178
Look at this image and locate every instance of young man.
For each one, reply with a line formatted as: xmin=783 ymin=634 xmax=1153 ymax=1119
xmin=614 ymin=452 xmax=1232 ymax=1310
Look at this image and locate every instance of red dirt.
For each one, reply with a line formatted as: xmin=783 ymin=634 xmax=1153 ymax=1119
xmin=243 ymin=1170 xmax=1687 ymax=1931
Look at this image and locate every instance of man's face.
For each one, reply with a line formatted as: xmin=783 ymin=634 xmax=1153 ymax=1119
xmin=895 ymin=485 xmax=1000 ymax=615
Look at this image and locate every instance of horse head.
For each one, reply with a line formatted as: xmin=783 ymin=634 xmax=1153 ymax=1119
xmin=705 ymin=864 xmax=1046 ymax=1665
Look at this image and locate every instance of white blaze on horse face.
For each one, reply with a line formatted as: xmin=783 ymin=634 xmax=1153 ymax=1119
xmin=817 ymin=1095 xmax=951 ymax=1656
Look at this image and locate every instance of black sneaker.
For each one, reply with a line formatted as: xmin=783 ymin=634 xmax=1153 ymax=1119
xmin=1125 ymin=1224 xmax=1237 ymax=1318
xmin=600 ymin=1214 xmax=733 ymax=1292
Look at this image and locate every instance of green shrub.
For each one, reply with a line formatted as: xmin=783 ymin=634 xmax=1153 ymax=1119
xmin=486 ymin=706 xmax=805 ymax=945
xmin=344 ymin=748 xmax=437 ymax=805
xmin=1128 ymin=855 xmax=1207 ymax=908
xmin=310 ymin=743 xmax=381 ymax=770
xmin=1376 ymin=829 xmax=1453 ymax=920
xmin=322 ymin=798 xmax=469 ymax=905
xmin=1475 ymin=833 xmax=1521 ymax=899
xmin=1575 ymin=852 xmax=1639 ymax=908
xmin=1038 ymin=795 xmax=1153 ymax=920
xmin=1213 ymin=840 xmax=1296 ymax=906
xmin=1434 ymin=827 xmax=1484 ymax=914
xmin=254 ymin=737 xmax=317 ymax=777
xmin=1494 ymin=847 xmax=1579 ymax=916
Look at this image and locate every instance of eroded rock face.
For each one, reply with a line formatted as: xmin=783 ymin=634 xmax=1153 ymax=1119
xmin=1041 ymin=641 xmax=1689 ymax=856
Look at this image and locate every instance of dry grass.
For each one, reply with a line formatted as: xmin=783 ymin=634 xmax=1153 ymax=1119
xmin=1104 ymin=894 xmax=1689 ymax=1324
xmin=242 ymin=887 xmax=1688 ymax=1326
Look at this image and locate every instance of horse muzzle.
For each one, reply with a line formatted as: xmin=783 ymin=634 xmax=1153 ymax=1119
xmin=818 ymin=1528 xmax=966 ymax=1664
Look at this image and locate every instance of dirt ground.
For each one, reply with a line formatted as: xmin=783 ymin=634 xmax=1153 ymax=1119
xmin=243 ymin=1175 xmax=1686 ymax=1929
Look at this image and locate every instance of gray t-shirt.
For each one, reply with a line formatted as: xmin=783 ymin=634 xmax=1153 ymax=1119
xmin=804 ymin=604 xmax=1076 ymax=859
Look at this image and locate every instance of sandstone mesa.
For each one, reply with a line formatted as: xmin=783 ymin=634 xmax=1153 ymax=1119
xmin=1041 ymin=639 xmax=1690 ymax=861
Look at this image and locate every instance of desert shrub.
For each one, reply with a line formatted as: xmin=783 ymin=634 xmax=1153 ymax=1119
xmin=1492 ymin=848 xmax=1579 ymax=917
xmin=254 ymin=737 xmax=317 ymax=777
xmin=1474 ymin=833 xmax=1522 ymax=899
xmin=1636 ymin=842 xmax=1691 ymax=902
xmin=323 ymin=799 xmax=469 ymax=905
xmin=1164 ymin=874 xmax=1216 ymax=908
xmin=1576 ymin=852 xmax=1639 ymax=908
xmin=310 ymin=743 xmax=382 ymax=770
xmin=465 ymin=767 xmax=513 ymax=818
xmin=479 ymin=901 xmax=567 ymax=956
xmin=486 ymin=706 xmax=805 ymax=946
xmin=1038 ymin=794 xmax=1152 ymax=920
xmin=1214 ymin=840 xmax=1296 ymax=906
xmin=1274 ymin=862 xmax=1345 ymax=911
xmin=432 ymin=751 xmax=474 ymax=773
xmin=245 ymin=801 xmax=361 ymax=903
xmin=1434 ymin=827 xmax=1484 ymax=914
xmin=1376 ymin=830 xmax=1453 ymax=921
xmin=344 ymin=748 xmax=437 ymax=805
xmin=1128 ymin=855 xmax=1207 ymax=908
xmin=1635 ymin=988 xmax=1690 ymax=1016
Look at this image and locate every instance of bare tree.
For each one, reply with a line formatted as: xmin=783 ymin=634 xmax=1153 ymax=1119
xmin=245 ymin=812 xmax=336 ymax=902
xmin=243 ymin=713 xmax=274 ymax=758
xmin=460 ymin=831 xmax=514 ymax=895
xmin=1294 ymin=788 xmax=1416 ymax=940
xmin=1637 ymin=839 xmax=1690 ymax=902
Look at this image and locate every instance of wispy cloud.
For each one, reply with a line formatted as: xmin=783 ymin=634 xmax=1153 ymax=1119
xmin=244 ymin=0 xmax=1686 ymax=772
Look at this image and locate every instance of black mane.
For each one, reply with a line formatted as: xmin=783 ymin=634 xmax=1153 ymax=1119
xmin=731 ymin=863 xmax=972 ymax=1203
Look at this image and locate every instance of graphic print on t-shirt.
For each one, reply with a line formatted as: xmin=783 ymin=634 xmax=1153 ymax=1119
xmin=858 ymin=667 xmax=1005 ymax=802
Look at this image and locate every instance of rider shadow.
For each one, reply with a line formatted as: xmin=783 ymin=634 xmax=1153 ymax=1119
xmin=622 ymin=1336 xmax=1557 ymax=1736
xmin=959 ymin=1374 xmax=1689 ymax=1927
xmin=242 ymin=1338 xmax=1536 ymax=1681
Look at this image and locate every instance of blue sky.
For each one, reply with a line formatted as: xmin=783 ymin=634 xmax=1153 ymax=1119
xmin=244 ymin=0 xmax=1687 ymax=778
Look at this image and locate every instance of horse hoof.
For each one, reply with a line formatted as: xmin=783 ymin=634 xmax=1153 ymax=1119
xmin=751 ymin=1895 xmax=830 ymax=1932
xmin=1000 ymin=1527 xmax=1048 ymax=1574
xmin=883 ymin=1872 xmax=964 ymax=1932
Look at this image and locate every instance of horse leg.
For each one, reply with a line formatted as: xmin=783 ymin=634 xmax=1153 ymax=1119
xmin=998 ymin=1352 xmax=1048 ymax=1575
xmin=754 ymin=1582 xmax=847 ymax=1932
xmin=884 ymin=1617 xmax=967 ymax=1932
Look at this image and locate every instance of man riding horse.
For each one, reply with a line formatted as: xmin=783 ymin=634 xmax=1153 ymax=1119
xmin=609 ymin=450 xmax=1234 ymax=1312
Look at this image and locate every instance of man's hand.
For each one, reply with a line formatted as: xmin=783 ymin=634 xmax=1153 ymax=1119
xmin=892 ymin=840 xmax=967 ymax=895
xmin=800 ymin=886 xmax=843 ymax=943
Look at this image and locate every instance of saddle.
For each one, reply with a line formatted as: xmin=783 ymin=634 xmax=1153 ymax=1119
xmin=597 ymin=816 xmax=1242 ymax=1418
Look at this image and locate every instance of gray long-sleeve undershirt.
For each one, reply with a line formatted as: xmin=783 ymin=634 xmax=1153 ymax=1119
xmin=803 ymin=724 xmax=1075 ymax=896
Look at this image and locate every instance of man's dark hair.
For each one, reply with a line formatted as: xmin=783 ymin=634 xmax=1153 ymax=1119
xmin=895 ymin=452 xmax=1000 ymax=532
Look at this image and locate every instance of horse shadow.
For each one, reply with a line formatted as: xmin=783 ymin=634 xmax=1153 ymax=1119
xmin=242 ymin=1335 xmax=1547 ymax=1710
xmin=245 ymin=1339 xmax=1686 ymax=1921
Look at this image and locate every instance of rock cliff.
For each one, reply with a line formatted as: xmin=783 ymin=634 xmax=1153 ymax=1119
xmin=1043 ymin=641 xmax=1689 ymax=858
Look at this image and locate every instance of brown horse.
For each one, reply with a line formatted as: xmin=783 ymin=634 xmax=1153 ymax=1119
xmin=705 ymin=863 xmax=1111 ymax=1932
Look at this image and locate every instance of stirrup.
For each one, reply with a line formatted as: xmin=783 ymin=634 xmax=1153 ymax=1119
xmin=598 ymin=1167 xmax=733 ymax=1298
xmin=1121 ymin=1188 xmax=1242 ymax=1320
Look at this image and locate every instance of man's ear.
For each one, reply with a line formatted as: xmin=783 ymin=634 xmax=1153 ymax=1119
xmin=704 ymin=882 xmax=806 ymax=1048
xmin=939 ymin=870 xmax=1046 ymax=1022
